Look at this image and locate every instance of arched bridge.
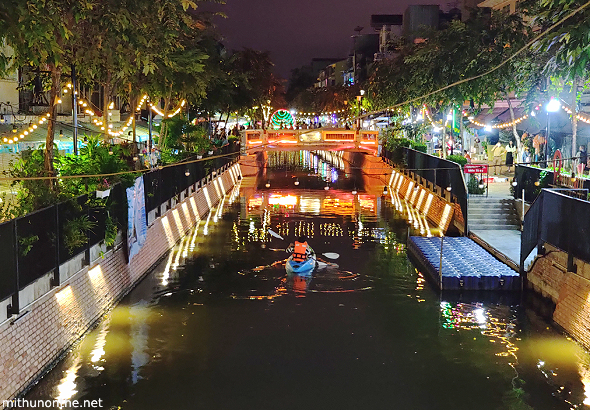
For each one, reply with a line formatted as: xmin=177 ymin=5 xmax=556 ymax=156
xmin=243 ymin=128 xmax=379 ymax=152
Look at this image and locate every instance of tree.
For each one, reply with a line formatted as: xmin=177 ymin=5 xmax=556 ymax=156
xmin=0 ymin=0 xmax=94 ymax=177
xmin=531 ymin=0 xmax=590 ymax=158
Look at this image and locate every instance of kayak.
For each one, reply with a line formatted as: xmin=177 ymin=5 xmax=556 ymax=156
xmin=285 ymin=254 xmax=317 ymax=276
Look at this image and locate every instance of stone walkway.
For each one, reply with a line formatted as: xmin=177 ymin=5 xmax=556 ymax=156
xmin=469 ymin=181 xmax=537 ymax=270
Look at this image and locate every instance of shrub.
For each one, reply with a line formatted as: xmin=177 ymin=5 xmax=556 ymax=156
xmin=447 ymin=154 xmax=468 ymax=166
xmin=467 ymin=176 xmax=485 ymax=195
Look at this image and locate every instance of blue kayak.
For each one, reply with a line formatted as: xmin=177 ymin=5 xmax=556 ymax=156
xmin=285 ymin=254 xmax=317 ymax=276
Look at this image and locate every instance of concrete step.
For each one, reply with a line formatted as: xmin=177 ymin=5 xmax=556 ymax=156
xmin=467 ymin=214 xmax=519 ymax=223
xmin=468 ymin=203 xmax=515 ymax=209
xmin=469 ymin=224 xmax=521 ymax=230
xmin=469 ymin=209 xmax=517 ymax=215
xmin=468 ymin=211 xmax=519 ymax=218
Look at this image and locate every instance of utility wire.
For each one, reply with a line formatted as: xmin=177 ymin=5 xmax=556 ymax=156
xmin=358 ymin=0 xmax=590 ymax=119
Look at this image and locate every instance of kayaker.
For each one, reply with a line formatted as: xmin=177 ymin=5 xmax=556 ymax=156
xmin=287 ymin=236 xmax=315 ymax=262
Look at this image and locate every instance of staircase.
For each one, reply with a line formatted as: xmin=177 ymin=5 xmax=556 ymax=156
xmin=468 ymin=197 xmax=521 ymax=231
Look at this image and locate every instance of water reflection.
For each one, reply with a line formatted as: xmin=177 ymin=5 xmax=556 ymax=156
xmin=21 ymin=181 xmax=590 ymax=410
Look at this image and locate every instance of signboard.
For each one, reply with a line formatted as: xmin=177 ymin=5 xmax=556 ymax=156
xmin=464 ymin=164 xmax=488 ymax=174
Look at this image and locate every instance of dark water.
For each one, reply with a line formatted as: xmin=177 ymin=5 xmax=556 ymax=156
xmin=22 ymin=155 xmax=590 ymax=410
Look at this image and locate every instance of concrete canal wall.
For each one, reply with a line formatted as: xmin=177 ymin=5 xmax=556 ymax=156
xmin=0 ymin=163 xmax=242 ymax=403
xmin=527 ymin=243 xmax=590 ymax=350
xmin=387 ymin=168 xmax=464 ymax=234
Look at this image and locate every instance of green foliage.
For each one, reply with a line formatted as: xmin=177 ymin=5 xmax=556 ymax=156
xmin=447 ymin=155 xmax=468 ymax=166
xmin=4 ymin=148 xmax=61 ymax=218
xmin=467 ymin=176 xmax=486 ymax=195
xmin=413 ymin=142 xmax=427 ymax=153
xmin=534 ymin=170 xmax=552 ymax=196
xmin=366 ymin=9 xmax=539 ymax=124
xmin=104 ymin=213 xmax=118 ymax=248
xmin=18 ymin=235 xmax=39 ymax=257
xmin=56 ymin=135 xmax=136 ymax=196
xmin=63 ymin=214 xmax=96 ymax=255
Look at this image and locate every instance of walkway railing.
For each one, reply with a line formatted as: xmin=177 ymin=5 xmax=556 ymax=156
xmin=0 ymin=144 xmax=240 ymax=317
xmin=521 ymin=189 xmax=590 ymax=273
xmin=381 ymin=147 xmax=468 ymax=234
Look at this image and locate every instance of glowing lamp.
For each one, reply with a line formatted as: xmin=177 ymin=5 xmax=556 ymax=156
xmin=265 ymin=181 xmax=271 ymax=188
xmin=185 ymin=169 xmax=190 ymax=177
xmin=512 ymin=180 xmax=518 ymax=187
xmin=352 ymin=189 xmax=357 ymax=195
xmin=324 ymin=185 xmax=330 ymax=191
xmin=484 ymin=125 xmax=492 ymax=132
xmin=546 ymin=98 xmax=560 ymax=112
xmin=446 ymin=186 xmax=452 ymax=192
xmin=294 ymin=179 xmax=300 ymax=186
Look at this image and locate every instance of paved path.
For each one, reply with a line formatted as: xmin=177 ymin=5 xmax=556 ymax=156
xmin=471 ymin=229 xmax=536 ymax=270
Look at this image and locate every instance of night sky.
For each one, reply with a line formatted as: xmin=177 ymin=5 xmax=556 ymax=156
xmin=212 ymin=0 xmax=444 ymax=80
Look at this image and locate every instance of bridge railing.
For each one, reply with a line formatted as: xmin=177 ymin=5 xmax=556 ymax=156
xmin=244 ymin=129 xmax=379 ymax=149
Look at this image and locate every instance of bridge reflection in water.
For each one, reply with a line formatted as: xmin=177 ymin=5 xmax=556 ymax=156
xmin=20 ymin=150 xmax=590 ymax=410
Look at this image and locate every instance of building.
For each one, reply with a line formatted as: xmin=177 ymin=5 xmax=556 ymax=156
xmin=370 ymin=14 xmax=403 ymax=61
xmin=477 ymin=0 xmax=519 ymax=14
xmin=315 ymin=59 xmax=348 ymax=88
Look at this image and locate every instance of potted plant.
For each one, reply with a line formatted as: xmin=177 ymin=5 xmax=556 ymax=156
xmin=96 ymin=178 xmax=111 ymax=198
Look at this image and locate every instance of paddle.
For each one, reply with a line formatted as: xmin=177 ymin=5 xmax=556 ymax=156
xmin=268 ymin=229 xmax=284 ymax=240
xmin=322 ymin=252 xmax=340 ymax=259
xmin=268 ymin=229 xmax=339 ymax=259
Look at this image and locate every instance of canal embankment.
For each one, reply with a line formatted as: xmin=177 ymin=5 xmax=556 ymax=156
xmin=0 ymin=162 xmax=242 ymax=403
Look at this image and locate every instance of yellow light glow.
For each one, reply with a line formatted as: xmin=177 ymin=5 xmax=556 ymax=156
xmin=88 ymin=265 xmax=105 ymax=289
xmin=160 ymin=215 xmax=176 ymax=247
xmin=268 ymin=195 xmax=298 ymax=206
xmin=203 ymin=186 xmax=212 ymax=209
xmin=55 ymin=285 xmax=75 ymax=306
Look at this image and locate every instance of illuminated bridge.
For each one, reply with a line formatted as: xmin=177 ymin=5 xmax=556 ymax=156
xmin=243 ymin=128 xmax=379 ymax=152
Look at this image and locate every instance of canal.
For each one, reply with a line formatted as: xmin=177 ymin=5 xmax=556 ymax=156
xmin=23 ymin=151 xmax=590 ymax=409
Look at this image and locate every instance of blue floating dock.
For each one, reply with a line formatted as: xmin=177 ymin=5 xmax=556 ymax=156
xmin=408 ymin=237 xmax=520 ymax=291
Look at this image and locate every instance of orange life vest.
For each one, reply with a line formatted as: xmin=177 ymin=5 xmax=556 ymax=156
xmin=292 ymin=241 xmax=308 ymax=262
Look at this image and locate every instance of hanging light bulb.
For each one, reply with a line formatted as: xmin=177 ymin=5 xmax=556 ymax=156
xmin=185 ymin=169 xmax=190 ymax=177
xmin=446 ymin=186 xmax=452 ymax=192
xmin=512 ymin=179 xmax=518 ymax=187
xmin=108 ymin=146 xmax=114 ymax=155
xmin=294 ymin=178 xmax=300 ymax=186
xmin=382 ymin=186 xmax=388 ymax=195
xmin=571 ymin=172 xmax=576 ymax=183
xmin=265 ymin=181 xmax=270 ymax=188
xmin=324 ymin=185 xmax=330 ymax=191
xmin=12 ymin=124 xmax=17 ymax=133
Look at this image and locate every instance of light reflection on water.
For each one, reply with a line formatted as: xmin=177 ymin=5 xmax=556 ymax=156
xmin=21 ymin=186 xmax=590 ymax=410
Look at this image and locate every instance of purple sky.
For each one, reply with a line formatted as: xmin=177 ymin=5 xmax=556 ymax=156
xmin=212 ymin=0 xmax=441 ymax=80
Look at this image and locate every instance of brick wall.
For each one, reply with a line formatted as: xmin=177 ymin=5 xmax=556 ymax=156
xmin=0 ymin=163 xmax=242 ymax=403
xmin=388 ymin=169 xmax=456 ymax=234
xmin=527 ymin=243 xmax=590 ymax=350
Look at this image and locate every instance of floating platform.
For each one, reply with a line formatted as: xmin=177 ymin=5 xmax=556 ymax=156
xmin=408 ymin=237 xmax=520 ymax=291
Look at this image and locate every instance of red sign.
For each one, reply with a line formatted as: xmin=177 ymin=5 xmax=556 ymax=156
xmin=464 ymin=164 xmax=488 ymax=174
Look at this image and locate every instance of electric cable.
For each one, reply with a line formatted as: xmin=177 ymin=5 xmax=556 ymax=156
xmin=357 ymin=0 xmax=590 ymax=119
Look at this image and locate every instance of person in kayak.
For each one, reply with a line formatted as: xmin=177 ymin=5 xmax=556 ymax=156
xmin=287 ymin=236 xmax=315 ymax=262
